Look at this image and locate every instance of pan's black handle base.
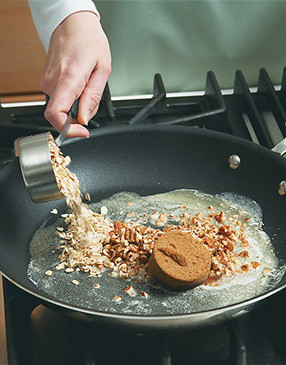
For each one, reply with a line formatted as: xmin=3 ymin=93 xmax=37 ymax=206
xmin=3 ymin=278 xmax=39 ymax=365
xmin=226 ymin=320 xmax=247 ymax=365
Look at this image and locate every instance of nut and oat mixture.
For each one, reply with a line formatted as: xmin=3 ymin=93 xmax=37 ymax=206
xmin=49 ymin=140 xmax=81 ymax=209
xmin=49 ymin=140 xmax=261 ymax=287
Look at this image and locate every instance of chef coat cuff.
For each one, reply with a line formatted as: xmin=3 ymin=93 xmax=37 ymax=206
xmin=28 ymin=0 xmax=100 ymax=53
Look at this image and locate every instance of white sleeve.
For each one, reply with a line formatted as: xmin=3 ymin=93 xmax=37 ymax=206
xmin=27 ymin=0 xmax=100 ymax=52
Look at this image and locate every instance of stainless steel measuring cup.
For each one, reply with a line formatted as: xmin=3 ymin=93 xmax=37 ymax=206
xmin=15 ymin=99 xmax=79 ymax=203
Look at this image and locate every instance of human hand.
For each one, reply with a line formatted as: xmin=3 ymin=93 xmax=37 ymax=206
xmin=41 ymin=11 xmax=111 ymax=138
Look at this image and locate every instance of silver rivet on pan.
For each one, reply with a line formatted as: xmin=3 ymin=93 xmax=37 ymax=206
xmin=228 ymin=155 xmax=241 ymax=169
xmin=278 ymin=181 xmax=286 ymax=195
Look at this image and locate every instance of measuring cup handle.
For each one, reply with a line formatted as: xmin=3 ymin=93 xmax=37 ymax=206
xmin=70 ymin=98 xmax=79 ymax=118
xmin=54 ymin=98 xmax=80 ymax=146
xmin=45 ymin=96 xmax=79 ymax=118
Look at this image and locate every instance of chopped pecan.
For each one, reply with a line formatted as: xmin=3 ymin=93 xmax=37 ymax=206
xmin=218 ymin=225 xmax=232 ymax=237
xmin=239 ymin=250 xmax=249 ymax=258
xmin=241 ymin=264 xmax=249 ymax=272
xmin=251 ymin=262 xmax=260 ymax=269
xmin=223 ymin=240 xmax=234 ymax=251
xmin=215 ymin=212 xmax=224 ymax=222
xmin=114 ymin=220 xmax=122 ymax=235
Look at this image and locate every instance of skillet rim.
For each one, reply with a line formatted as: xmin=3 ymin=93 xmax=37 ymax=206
xmin=0 ymin=124 xmax=286 ymax=325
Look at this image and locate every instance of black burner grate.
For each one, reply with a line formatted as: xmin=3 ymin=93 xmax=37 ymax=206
xmin=1 ymin=68 xmax=285 ymax=150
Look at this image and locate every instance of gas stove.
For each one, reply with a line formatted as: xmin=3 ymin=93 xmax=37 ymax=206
xmin=0 ymin=69 xmax=286 ymax=365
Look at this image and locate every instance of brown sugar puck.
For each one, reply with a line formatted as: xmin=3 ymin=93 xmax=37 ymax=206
xmin=148 ymin=231 xmax=211 ymax=291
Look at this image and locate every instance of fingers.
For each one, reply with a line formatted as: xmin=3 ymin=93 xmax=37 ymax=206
xmin=44 ymin=82 xmax=89 ymax=138
xmin=44 ymin=64 xmax=108 ymax=136
xmin=44 ymin=85 xmax=76 ymax=122
xmin=77 ymin=63 xmax=111 ymax=125
xmin=41 ymin=11 xmax=111 ymax=138
xmin=67 ymin=123 xmax=89 ymax=138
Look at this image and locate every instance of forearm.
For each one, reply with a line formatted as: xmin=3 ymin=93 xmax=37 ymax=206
xmin=27 ymin=0 xmax=99 ymax=52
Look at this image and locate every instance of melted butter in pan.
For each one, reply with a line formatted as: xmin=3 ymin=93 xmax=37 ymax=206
xmin=27 ymin=189 xmax=286 ymax=316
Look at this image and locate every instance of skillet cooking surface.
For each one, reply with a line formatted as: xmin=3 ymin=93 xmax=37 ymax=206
xmin=0 ymin=125 xmax=286 ymax=329
xmin=28 ymin=189 xmax=283 ymax=316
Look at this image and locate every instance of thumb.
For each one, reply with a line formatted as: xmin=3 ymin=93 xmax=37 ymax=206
xmin=78 ymin=91 xmax=102 ymax=126
xmin=78 ymin=66 xmax=110 ymax=125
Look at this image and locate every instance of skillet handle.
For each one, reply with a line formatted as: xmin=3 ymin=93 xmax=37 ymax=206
xmin=271 ymin=138 xmax=286 ymax=157
xmin=272 ymin=138 xmax=286 ymax=195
